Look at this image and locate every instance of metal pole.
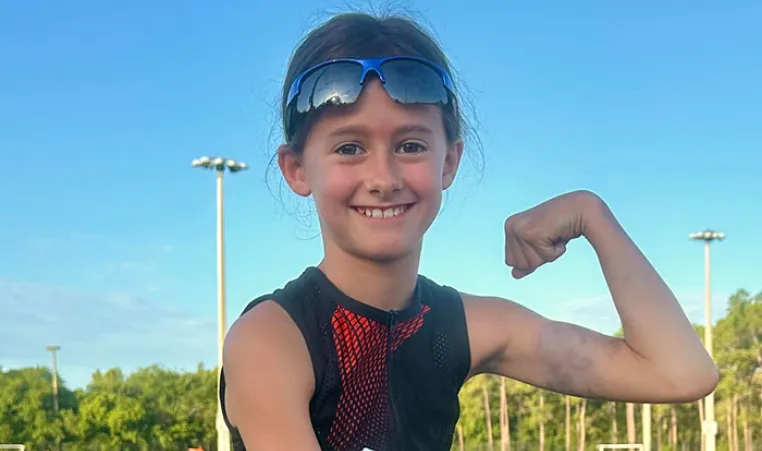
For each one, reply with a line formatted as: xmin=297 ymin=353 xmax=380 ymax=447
xmin=46 ymin=346 xmax=60 ymax=412
xmin=216 ymin=168 xmax=230 ymax=451
xmin=47 ymin=345 xmax=62 ymax=451
xmin=193 ymin=156 xmax=245 ymax=451
xmin=704 ymin=241 xmax=716 ymax=451
xmin=689 ymin=229 xmax=722 ymax=451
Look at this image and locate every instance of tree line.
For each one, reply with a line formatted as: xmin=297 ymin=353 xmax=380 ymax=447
xmin=1 ymin=288 xmax=759 ymax=451
xmin=0 ymin=364 xmax=217 ymax=450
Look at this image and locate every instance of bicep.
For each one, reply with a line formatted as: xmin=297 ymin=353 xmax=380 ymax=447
xmin=465 ymin=294 xmax=676 ymax=402
xmin=223 ymin=301 xmax=321 ymax=451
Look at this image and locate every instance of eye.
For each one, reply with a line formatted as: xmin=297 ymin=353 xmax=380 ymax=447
xmin=398 ymin=141 xmax=427 ymax=154
xmin=335 ymin=143 xmax=363 ymax=156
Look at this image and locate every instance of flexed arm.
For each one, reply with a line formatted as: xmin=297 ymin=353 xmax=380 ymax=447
xmin=466 ymin=190 xmax=718 ymax=402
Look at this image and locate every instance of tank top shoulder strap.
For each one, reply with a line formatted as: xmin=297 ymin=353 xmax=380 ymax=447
xmin=238 ymin=269 xmax=329 ymax=394
xmin=267 ymin=270 xmax=329 ymax=389
xmin=219 ymin=269 xmax=330 ymax=450
xmin=418 ymin=276 xmax=472 ymax=389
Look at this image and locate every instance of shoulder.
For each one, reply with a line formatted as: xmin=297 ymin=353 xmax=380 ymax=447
xmin=222 ymin=302 xmax=321 ymax=448
xmin=223 ymin=269 xmax=323 ymax=426
xmin=460 ymin=292 xmax=549 ymax=375
xmin=414 ymin=280 xmax=547 ymax=380
xmin=223 ymin=299 xmax=315 ymax=424
xmin=224 ymin=300 xmax=315 ymax=389
xmin=417 ymin=275 xmax=463 ymax=309
xmin=238 ymin=267 xmax=321 ymax=316
xmin=225 ymin=267 xmax=323 ymax=371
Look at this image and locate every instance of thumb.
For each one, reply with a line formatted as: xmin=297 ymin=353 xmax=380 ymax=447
xmin=551 ymin=242 xmax=567 ymax=261
xmin=538 ymin=241 xmax=567 ymax=263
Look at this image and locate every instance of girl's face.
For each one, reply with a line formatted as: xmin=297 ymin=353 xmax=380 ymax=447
xmin=279 ymin=78 xmax=463 ymax=262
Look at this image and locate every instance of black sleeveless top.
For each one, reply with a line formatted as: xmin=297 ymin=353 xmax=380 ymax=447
xmin=219 ymin=267 xmax=471 ymax=451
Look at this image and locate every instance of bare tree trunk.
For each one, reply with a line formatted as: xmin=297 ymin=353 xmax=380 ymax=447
xmin=516 ymin=395 xmax=523 ymax=439
xmin=500 ymin=378 xmax=510 ymax=451
xmin=657 ymin=418 xmax=663 ymax=451
xmin=505 ymin=395 xmax=511 ymax=451
xmin=726 ymin=407 xmax=733 ymax=451
xmin=626 ymin=403 xmax=636 ymax=444
xmin=539 ymin=392 xmax=545 ymax=451
xmin=759 ymin=405 xmax=762 ymax=451
xmin=577 ymin=399 xmax=587 ymax=451
xmin=699 ymin=400 xmax=705 ymax=451
xmin=483 ymin=385 xmax=495 ymax=451
xmin=565 ymin=396 xmax=572 ymax=451
xmin=742 ymin=402 xmax=751 ymax=451
xmin=733 ymin=395 xmax=739 ymax=451
xmin=457 ymin=424 xmax=464 ymax=451
xmin=575 ymin=403 xmax=580 ymax=449
xmin=670 ymin=405 xmax=678 ymax=451
xmin=611 ymin=403 xmax=618 ymax=444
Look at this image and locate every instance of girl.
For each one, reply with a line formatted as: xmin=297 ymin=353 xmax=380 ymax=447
xmin=220 ymin=12 xmax=718 ymax=451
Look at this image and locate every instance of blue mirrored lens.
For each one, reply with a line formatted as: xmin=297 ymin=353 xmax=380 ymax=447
xmin=295 ymin=62 xmax=364 ymax=114
xmin=380 ymin=59 xmax=449 ymax=105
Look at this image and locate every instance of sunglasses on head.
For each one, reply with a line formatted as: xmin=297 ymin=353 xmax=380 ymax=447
xmin=284 ymin=56 xmax=457 ymax=142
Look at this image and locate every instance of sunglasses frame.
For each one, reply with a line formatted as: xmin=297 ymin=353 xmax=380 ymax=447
xmin=285 ymin=56 xmax=456 ymax=109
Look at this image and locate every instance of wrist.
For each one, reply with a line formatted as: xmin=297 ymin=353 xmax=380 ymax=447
xmin=575 ymin=191 xmax=619 ymax=244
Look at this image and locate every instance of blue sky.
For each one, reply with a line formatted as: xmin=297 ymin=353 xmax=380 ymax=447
xmin=1 ymin=1 xmax=760 ymax=389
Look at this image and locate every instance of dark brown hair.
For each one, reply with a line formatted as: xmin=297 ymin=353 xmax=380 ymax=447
xmin=280 ymin=12 xmax=465 ymax=153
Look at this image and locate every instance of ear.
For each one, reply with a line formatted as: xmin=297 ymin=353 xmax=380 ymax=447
xmin=277 ymin=144 xmax=311 ymax=197
xmin=442 ymin=139 xmax=464 ymax=190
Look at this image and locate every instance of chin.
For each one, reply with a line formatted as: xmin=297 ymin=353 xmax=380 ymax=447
xmin=351 ymin=241 xmax=420 ymax=264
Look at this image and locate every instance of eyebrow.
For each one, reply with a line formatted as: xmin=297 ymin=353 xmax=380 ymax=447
xmin=327 ymin=124 xmax=435 ymax=139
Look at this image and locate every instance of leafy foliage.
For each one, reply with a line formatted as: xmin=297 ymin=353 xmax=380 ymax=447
xmin=0 ymin=364 xmax=217 ymax=450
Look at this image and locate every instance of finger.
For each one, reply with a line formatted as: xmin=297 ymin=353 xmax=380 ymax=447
xmin=512 ymin=266 xmax=535 ymax=279
xmin=530 ymin=239 xmax=567 ymax=264
xmin=517 ymin=237 xmax=545 ymax=270
xmin=546 ymin=242 xmax=567 ymax=262
xmin=505 ymin=234 xmax=529 ymax=270
xmin=511 ymin=237 xmax=541 ymax=279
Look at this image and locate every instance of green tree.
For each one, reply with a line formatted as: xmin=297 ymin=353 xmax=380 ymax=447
xmin=0 ymin=366 xmax=76 ymax=449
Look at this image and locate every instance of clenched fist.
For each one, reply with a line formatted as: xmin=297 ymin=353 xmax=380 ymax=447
xmin=504 ymin=190 xmax=607 ymax=279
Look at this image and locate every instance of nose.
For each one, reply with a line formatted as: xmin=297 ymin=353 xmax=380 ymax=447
xmin=364 ymin=150 xmax=403 ymax=196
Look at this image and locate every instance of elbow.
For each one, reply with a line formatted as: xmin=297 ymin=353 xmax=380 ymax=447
xmin=697 ymin=360 xmax=721 ymax=397
xmin=667 ymin=359 xmax=720 ymax=403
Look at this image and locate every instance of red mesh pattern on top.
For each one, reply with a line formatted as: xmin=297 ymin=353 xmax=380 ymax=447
xmin=327 ymin=305 xmax=430 ymax=451
xmin=392 ymin=305 xmax=430 ymax=351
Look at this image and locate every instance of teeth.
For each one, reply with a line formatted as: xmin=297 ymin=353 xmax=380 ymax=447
xmin=356 ymin=205 xmax=408 ymax=218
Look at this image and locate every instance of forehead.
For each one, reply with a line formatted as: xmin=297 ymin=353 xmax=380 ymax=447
xmin=308 ymin=78 xmax=445 ymax=139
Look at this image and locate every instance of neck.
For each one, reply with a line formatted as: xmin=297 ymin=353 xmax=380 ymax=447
xmin=318 ymin=243 xmax=421 ymax=312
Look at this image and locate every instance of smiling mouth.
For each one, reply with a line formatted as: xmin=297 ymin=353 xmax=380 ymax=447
xmin=352 ymin=204 xmax=414 ymax=219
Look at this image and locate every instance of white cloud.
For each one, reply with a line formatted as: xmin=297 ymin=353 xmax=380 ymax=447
xmin=552 ymin=289 xmax=731 ymax=335
xmin=0 ymin=278 xmax=216 ymax=388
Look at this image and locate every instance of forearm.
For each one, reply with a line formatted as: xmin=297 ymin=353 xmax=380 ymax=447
xmin=582 ymin=195 xmax=717 ymax=384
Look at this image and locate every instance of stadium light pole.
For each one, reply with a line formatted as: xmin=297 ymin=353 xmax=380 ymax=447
xmin=192 ymin=156 xmax=248 ymax=451
xmin=46 ymin=345 xmax=62 ymax=451
xmin=690 ymin=229 xmax=725 ymax=451
xmin=46 ymin=345 xmax=61 ymax=413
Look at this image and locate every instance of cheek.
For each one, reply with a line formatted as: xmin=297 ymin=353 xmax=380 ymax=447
xmin=404 ymin=161 xmax=444 ymax=198
xmin=309 ymin=165 xmax=357 ymax=210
